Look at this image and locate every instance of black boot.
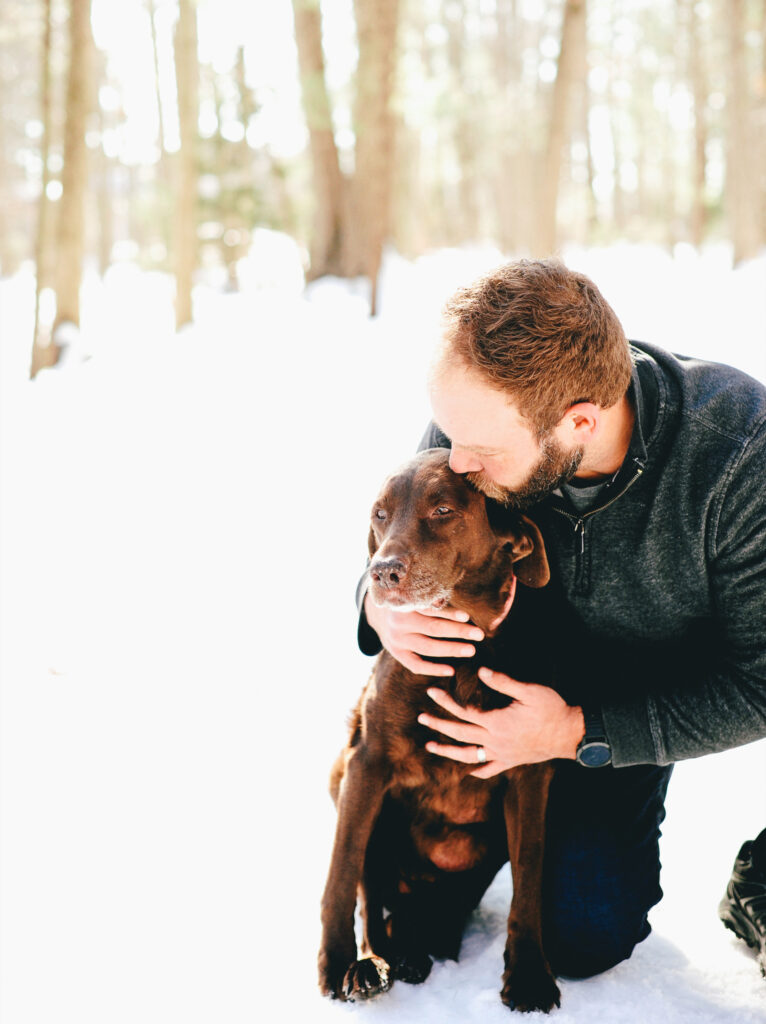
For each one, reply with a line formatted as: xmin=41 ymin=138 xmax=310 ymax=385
xmin=719 ymin=827 xmax=766 ymax=976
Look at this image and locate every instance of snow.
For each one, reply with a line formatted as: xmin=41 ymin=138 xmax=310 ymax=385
xmin=1 ymin=239 xmax=765 ymax=1023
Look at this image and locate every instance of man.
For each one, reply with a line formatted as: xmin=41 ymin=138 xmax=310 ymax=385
xmin=356 ymin=259 xmax=766 ymax=980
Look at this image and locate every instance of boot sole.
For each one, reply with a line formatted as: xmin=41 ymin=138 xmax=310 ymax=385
xmin=719 ymin=898 xmax=766 ymax=976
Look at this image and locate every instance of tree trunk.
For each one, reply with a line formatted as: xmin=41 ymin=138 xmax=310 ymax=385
xmin=148 ymin=0 xmax=172 ymax=265
xmin=173 ymin=0 xmax=199 ymax=329
xmin=291 ymin=0 xmax=353 ymax=279
xmin=96 ymin=103 xmax=114 ymax=277
xmin=445 ymin=0 xmax=480 ymax=242
xmin=760 ymin=0 xmax=766 ymax=244
xmin=50 ymin=0 xmax=94 ymax=352
xmin=351 ymin=0 xmax=401 ymax=314
xmin=534 ymin=0 xmax=587 ymax=256
xmin=608 ymin=70 xmax=627 ymax=236
xmin=148 ymin=0 xmax=167 ymax=153
xmin=726 ymin=0 xmax=760 ymax=264
xmin=684 ymin=0 xmax=708 ymax=247
xmin=93 ymin=46 xmax=113 ymax=278
xmin=581 ymin=69 xmax=598 ymax=240
xmin=491 ymin=0 xmax=525 ymax=252
xmin=30 ymin=0 xmax=56 ymax=379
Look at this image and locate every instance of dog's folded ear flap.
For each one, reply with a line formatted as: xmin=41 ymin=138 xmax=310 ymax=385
xmin=487 ymin=502 xmax=550 ymax=588
xmin=513 ymin=515 xmax=550 ymax=588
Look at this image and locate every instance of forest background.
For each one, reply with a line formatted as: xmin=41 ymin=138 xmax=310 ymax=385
xmin=1 ymin=0 xmax=765 ymax=365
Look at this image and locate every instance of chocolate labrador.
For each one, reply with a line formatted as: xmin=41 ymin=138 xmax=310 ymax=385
xmin=318 ymin=447 xmax=561 ymax=1013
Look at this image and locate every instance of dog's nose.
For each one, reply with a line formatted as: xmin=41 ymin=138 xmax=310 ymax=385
xmin=370 ymin=557 xmax=408 ymax=589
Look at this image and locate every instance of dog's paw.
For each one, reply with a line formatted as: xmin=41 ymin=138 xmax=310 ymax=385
xmin=501 ymin=941 xmax=561 ymax=1013
xmin=501 ymin=972 xmax=561 ymax=1014
xmin=390 ymin=951 xmax=433 ymax=985
xmin=319 ymin=953 xmax=392 ymax=1002
xmin=339 ymin=955 xmax=392 ymax=1001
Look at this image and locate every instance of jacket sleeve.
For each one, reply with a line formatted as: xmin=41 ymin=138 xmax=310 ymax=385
xmin=355 ymin=423 xmax=452 ymax=655
xmin=603 ymin=419 xmax=766 ymax=766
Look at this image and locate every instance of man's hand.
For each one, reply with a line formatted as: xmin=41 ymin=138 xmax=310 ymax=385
xmin=363 ymin=592 xmax=484 ymax=677
xmin=417 ymin=666 xmax=585 ymax=777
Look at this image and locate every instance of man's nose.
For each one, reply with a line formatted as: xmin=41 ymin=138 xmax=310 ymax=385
xmin=449 ymin=446 xmax=482 ymax=474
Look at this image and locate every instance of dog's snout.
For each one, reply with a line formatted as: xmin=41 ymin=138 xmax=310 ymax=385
xmin=370 ymin=556 xmax=408 ymax=589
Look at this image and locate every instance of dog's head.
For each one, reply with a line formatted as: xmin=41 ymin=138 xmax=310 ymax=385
xmin=367 ymin=448 xmax=549 ymax=615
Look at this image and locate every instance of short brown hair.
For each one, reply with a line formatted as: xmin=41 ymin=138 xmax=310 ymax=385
xmin=439 ymin=259 xmax=633 ymax=435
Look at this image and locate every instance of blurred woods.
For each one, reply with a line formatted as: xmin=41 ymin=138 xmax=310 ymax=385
xmin=0 ymin=0 xmax=765 ymax=376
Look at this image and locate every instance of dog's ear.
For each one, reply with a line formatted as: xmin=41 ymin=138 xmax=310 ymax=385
xmin=487 ymin=503 xmax=550 ymax=588
xmin=512 ymin=515 xmax=550 ymax=588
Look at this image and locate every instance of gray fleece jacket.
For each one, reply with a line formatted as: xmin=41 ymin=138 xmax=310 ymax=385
xmin=358 ymin=341 xmax=766 ymax=769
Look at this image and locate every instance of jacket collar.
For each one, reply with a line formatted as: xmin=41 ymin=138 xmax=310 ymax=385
xmin=544 ymin=343 xmax=660 ymax=514
xmin=627 ymin=341 xmax=662 ymax=470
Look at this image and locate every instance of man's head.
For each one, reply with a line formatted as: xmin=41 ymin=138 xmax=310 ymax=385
xmin=429 ymin=259 xmax=633 ymax=508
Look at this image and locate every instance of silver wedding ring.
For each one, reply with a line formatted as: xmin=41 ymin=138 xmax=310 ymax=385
xmin=476 ymin=746 xmax=487 ymax=764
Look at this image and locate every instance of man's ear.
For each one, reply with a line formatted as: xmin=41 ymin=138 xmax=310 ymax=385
xmin=512 ymin=515 xmax=550 ymax=588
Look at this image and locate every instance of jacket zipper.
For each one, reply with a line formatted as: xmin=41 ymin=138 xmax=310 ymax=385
xmin=553 ymin=458 xmax=645 ymax=593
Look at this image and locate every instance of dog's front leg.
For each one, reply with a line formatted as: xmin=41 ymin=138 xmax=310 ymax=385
xmin=501 ymin=762 xmax=561 ymax=1013
xmin=318 ymin=745 xmax=391 ymax=1001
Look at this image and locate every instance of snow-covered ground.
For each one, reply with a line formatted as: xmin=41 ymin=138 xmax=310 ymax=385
xmin=1 ymin=239 xmax=765 ymax=1023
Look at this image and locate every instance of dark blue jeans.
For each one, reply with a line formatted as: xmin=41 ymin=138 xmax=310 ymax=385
xmin=542 ymin=762 xmax=673 ymax=979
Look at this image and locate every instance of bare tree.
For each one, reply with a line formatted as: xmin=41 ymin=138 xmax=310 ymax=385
xmin=490 ymin=0 xmax=523 ymax=251
xmin=759 ymin=0 xmax=766 ymax=243
xmin=173 ymin=0 xmax=199 ymax=328
xmin=535 ymin=0 xmax=587 ymax=256
xmin=351 ymin=0 xmax=401 ymax=314
xmin=292 ymin=0 xmax=401 ymax=313
xmin=726 ymin=0 xmax=760 ymax=263
xmin=30 ymin=0 xmax=55 ymax=378
xmin=46 ymin=0 xmax=94 ymax=366
xmin=681 ymin=0 xmax=709 ymax=246
xmin=291 ymin=0 xmax=352 ymax=279
xmin=148 ymin=0 xmax=167 ymax=154
xmin=445 ymin=0 xmax=480 ymax=242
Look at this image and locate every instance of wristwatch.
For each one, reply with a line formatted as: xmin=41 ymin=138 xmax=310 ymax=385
xmin=575 ymin=705 xmax=612 ymax=767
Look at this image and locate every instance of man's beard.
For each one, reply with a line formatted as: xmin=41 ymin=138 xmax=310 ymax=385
xmin=466 ymin=436 xmax=584 ymax=510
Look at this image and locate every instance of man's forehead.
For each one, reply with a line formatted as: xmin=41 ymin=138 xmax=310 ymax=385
xmin=430 ymin=377 xmax=532 ymax=452
xmin=430 ymin=359 xmax=524 ymax=418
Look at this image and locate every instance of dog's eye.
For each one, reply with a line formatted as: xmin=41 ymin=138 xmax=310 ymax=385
xmin=374 ymin=509 xmax=387 ymax=521
xmin=433 ymin=506 xmax=452 ymax=517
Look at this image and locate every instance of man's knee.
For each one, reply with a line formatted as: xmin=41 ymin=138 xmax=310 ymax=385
xmin=546 ymin=911 xmax=651 ymax=979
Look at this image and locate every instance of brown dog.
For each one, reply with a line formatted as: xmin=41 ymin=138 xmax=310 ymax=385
xmin=318 ymin=447 xmax=561 ymax=1013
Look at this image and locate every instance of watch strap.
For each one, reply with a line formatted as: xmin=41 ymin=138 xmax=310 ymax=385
xmin=582 ymin=704 xmax=608 ymax=742
xmin=576 ymin=703 xmax=612 ymax=767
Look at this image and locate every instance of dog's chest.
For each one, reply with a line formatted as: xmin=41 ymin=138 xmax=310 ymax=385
xmin=384 ymin=743 xmax=504 ymax=872
xmin=384 ymin=726 xmax=500 ymax=820
xmin=361 ymin=659 xmax=509 ymax=872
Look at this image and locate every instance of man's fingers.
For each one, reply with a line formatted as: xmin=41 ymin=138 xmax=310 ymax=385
xmin=469 ymin=761 xmax=508 ymax=779
xmin=418 ymin=711 xmax=483 ymax=745
xmin=420 ymin=606 xmax=471 ymax=623
xmin=477 ymin=666 xmax=527 ymax=698
xmin=399 ymin=652 xmax=455 ymax=677
xmin=424 ymin=740 xmax=488 ymax=764
xmin=411 ymin=615 xmax=484 ymax=642
xmin=409 ymin=636 xmax=476 ymax=659
xmin=425 ymin=686 xmax=483 ymax=724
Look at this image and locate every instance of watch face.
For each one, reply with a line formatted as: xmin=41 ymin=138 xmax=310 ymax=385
xmin=578 ymin=741 xmax=612 ymax=767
